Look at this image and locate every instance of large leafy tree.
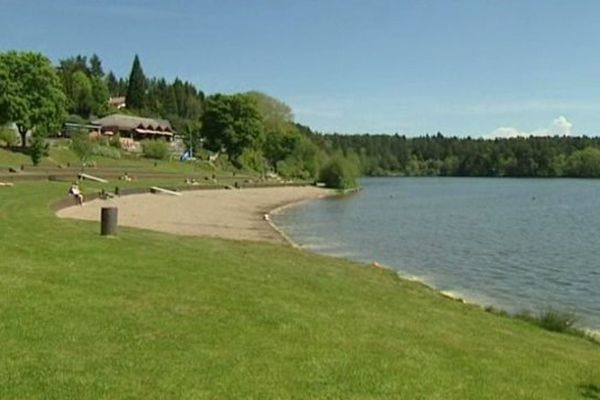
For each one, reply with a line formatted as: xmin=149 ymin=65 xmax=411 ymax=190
xmin=245 ymin=91 xmax=293 ymax=133
xmin=70 ymin=71 xmax=94 ymax=117
xmin=244 ymin=91 xmax=300 ymax=167
xmin=90 ymin=75 xmax=110 ymax=116
xmin=59 ymin=54 xmax=110 ymax=117
xmin=0 ymin=51 xmax=66 ymax=148
xmin=201 ymin=94 xmax=264 ymax=163
xmin=125 ymin=54 xmax=146 ymax=110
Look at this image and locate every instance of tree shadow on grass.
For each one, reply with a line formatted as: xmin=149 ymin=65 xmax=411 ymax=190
xmin=579 ymin=383 xmax=600 ymax=399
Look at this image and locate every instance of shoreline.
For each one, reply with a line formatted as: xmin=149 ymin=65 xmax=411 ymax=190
xmin=57 ymin=185 xmax=336 ymax=244
xmin=56 ymin=185 xmax=600 ymax=338
xmin=266 ymin=193 xmax=337 ymax=248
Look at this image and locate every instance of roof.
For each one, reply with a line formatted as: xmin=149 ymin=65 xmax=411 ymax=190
xmin=92 ymin=114 xmax=173 ymax=132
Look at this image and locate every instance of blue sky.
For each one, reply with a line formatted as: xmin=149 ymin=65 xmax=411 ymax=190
xmin=2 ymin=0 xmax=600 ymax=136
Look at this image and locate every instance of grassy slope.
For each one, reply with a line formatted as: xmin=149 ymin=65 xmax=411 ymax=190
xmin=0 ymin=147 xmax=257 ymax=192
xmin=0 ymin=146 xmax=218 ymax=174
xmin=1 ymin=183 xmax=600 ymax=399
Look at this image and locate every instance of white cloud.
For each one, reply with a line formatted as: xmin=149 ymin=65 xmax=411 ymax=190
xmin=486 ymin=116 xmax=574 ymax=138
xmin=548 ymin=115 xmax=573 ymax=136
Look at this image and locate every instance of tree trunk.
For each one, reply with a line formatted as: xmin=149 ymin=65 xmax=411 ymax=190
xmin=18 ymin=126 xmax=27 ymax=148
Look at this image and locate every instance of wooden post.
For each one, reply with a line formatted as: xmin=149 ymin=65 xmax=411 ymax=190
xmin=101 ymin=207 xmax=118 ymax=236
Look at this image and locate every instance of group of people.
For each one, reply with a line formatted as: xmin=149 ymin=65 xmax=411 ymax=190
xmin=119 ymin=172 xmax=133 ymax=182
xmin=69 ymin=171 xmax=134 ymax=205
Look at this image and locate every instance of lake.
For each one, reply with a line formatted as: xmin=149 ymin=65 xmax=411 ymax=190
xmin=273 ymin=177 xmax=600 ymax=329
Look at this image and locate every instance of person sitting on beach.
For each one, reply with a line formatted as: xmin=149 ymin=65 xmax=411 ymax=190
xmin=69 ymin=182 xmax=84 ymax=206
xmin=119 ymin=172 xmax=132 ymax=182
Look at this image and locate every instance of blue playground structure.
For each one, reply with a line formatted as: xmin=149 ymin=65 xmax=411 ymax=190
xmin=180 ymin=149 xmax=196 ymax=161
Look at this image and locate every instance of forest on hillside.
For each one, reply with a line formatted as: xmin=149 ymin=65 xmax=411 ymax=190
xmin=315 ymin=133 xmax=600 ymax=178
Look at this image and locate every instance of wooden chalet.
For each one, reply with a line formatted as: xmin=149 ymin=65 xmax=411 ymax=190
xmin=91 ymin=114 xmax=175 ymax=141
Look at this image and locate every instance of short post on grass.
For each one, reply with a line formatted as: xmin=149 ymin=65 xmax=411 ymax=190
xmin=100 ymin=207 xmax=118 ymax=236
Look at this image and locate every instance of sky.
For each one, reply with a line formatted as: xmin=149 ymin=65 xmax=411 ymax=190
xmin=2 ymin=0 xmax=600 ymax=137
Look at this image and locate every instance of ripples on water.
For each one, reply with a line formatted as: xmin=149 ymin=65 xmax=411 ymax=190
xmin=273 ymin=178 xmax=600 ymax=329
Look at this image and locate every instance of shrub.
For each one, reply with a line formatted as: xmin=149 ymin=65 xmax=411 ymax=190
xmin=141 ymin=139 xmax=170 ymax=160
xmin=29 ymin=136 xmax=49 ymax=166
xmin=517 ymin=309 xmax=581 ymax=335
xmin=109 ymin=133 xmax=121 ymax=149
xmin=71 ymin=131 xmax=95 ymax=162
xmin=92 ymin=145 xmax=121 ymax=159
xmin=277 ymin=158 xmax=309 ymax=180
xmin=0 ymin=127 xmax=18 ymax=147
xmin=318 ymin=154 xmax=360 ymax=189
xmin=238 ymin=148 xmax=266 ymax=173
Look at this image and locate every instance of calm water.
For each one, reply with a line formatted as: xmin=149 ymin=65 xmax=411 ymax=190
xmin=273 ymin=178 xmax=600 ymax=329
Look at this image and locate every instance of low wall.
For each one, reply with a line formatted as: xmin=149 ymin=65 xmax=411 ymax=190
xmin=50 ymin=181 xmax=310 ymax=212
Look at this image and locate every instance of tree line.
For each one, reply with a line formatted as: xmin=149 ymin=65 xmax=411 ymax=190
xmin=314 ymin=133 xmax=600 ymax=178
xmin=4 ymin=49 xmax=600 ymax=184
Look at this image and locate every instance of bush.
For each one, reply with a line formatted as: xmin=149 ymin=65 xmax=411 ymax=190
xmin=71 ymin=132 xmax=95 ymax=162
xmin=0 ymin=127 xmax=18 ymax=147
xmin=277 ymin=158 xmax=311 ymax=180
xmin=238 ymin=148 xmax=266 ymax=173
xmin=141 ymin=139 xmax=170 ymax=160
xmin=29 ymin=136 xmax=49 ymax=166
xmin=274 ymin=137 xmax=323 ymax=180
xmin=92 ymin=145 xmax=121 ymax=159
xmin=318 ymin=154 xmax=360 ymax=189
xmin=109 ymin=134 xmax=121 ymax=149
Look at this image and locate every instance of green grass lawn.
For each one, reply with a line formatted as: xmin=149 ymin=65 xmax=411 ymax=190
xmin=0 ymin=146 xmax=222 ymax=174
xmin=1 ymin=181 xmax=600 ymax=399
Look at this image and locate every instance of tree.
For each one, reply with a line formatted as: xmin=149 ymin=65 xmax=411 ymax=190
xmin=244 ymin=91 xmax=299 ymax=167
xmin=105 ymin=71 xmax=119 ymax=96
xmin=89 ymin=53 xmax=104 ymax=78
xmin=245 ymin=91 xmax=293 ymax=132
xmin=163 ymin=85 xmax=179 ymax=116
xmin=90 ymin=76 xmax=110 ymax=116
xmin=125 ymin=54 xmax=146 ymax=110
xmin=70 ymin=71 xmax=94 ymax=117
xmin=0 ymin=125 xmax=18 ymax=147
xmin=117 ymin=78 xmax=128 ymax=96
xmin=565 ymin=147 xmax=600 ymax=177
xmin=0 ymin=51 xmax=67 ymax=148
xmin=178 ymin=119 xmax=202 ymax=155
xmin=201 ymin=94 xmax=264 ymax=163
xmin=71 ymin=131 xmax=95 ymax=162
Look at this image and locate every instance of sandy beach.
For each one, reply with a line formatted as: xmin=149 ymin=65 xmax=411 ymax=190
xmin=57 ymin=186 xmax=334 ymax=243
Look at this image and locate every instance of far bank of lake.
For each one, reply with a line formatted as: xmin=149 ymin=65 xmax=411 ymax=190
xmin=273 ymin=177 xmax=600 ymax=330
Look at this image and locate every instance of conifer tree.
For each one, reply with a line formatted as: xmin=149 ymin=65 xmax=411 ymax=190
xmin=89 ymin=54 xmax=104 ymax=78
xmin=105 ymin=71 xmax=119 ymax=96
xmin=125 ymin=54 xmax=146 ymax=110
